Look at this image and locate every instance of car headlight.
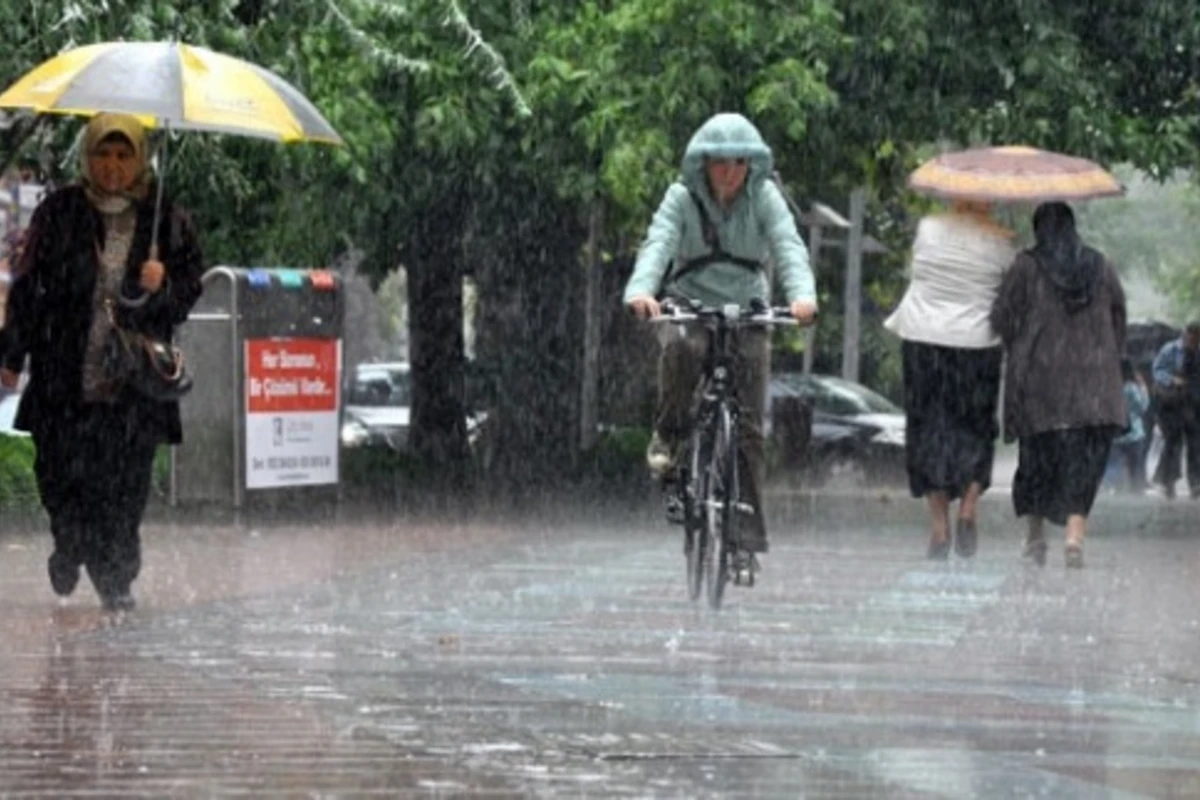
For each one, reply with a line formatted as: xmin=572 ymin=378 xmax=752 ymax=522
xmin=341 ymin=419 xmax=369 ymax=446
xmin=871 ymin=427 xmax=905 ymax=446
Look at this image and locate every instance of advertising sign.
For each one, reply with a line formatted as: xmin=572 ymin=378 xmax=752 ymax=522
xmin=245 ymin=337 xmax=340 ymax=489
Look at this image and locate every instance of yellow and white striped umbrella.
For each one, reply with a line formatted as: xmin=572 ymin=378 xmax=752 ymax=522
xmin=0 ymin=41 xmax=342 ymax=144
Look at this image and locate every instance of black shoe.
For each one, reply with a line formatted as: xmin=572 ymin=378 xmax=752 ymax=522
xmin=731 ymin=552 xmax=759 ymax=587
xmin=954 ymin=518 xmax=978 ymax=559
xmin=664 ymin=493 xmax=686 ymax=525
xmin=48 ymin=552 xmax=80 ymax=597
xmin=101 ymin=591 xmax=136 ymax=613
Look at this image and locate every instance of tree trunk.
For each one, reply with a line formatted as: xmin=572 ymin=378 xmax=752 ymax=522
xmin=473 ymin=184 xmax=587 ymax=495
xmin=405 ymin=192 xmax=469 ymax=486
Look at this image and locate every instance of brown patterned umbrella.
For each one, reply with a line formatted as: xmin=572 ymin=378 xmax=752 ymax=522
xmin=908 ymin=146 xmax=1124 ymax=202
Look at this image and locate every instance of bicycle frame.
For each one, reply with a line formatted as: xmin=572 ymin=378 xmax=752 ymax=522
xmin=685 ymin=310 xmax=743 ymax=528
xmin=655 ymin=300 xmax=800 ymax=608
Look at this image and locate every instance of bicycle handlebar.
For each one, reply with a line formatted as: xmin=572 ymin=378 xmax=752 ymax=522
xmin=651 ymin=300 xmax=816 ymax=328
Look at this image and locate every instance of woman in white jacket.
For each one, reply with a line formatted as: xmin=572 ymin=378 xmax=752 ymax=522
xmin=886 ymin=202 xmax=1015 ymax=559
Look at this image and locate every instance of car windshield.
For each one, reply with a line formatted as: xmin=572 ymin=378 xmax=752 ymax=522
xmin=347 ymin=367 xmax=411 ymax=407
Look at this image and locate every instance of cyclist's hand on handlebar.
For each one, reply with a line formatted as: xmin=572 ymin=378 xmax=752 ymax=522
xmin=790 ymin=300 xmax=818 ymax=325
xmin=628 ymin=295 xmax=662 ymax=320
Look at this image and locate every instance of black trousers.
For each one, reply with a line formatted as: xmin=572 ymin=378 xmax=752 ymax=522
xmin=1154 ymin=404 xmax=1200 ymax=494
xmin=32 ymin=404 xmax=158 ymax=596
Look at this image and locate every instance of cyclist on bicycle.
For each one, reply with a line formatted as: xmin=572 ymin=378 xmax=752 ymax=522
xmin=624 ymin=112 xmax=818 ymax=565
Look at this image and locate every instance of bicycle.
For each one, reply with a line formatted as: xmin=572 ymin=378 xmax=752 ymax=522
xmin=653 ymin=299 xmax=803 ymax=610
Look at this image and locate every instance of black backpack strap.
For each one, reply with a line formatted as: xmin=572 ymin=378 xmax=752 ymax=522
xmin=661 ymin=189 xmax=762 ymax=291
xmin=688 ymin=188 xmax=720 ymax=252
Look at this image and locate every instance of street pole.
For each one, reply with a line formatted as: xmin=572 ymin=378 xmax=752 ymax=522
xmin=579 ymin=202 xmax=603 ymax=452
xmin=802 ymin=222 xmax=823 ymax=375
xmin=841 ymin=187 xmax=866 ymax=383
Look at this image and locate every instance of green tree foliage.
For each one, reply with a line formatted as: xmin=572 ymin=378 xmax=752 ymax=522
xmin=1076 ymin=168 xmax=1200 ymax=324
xmin=2 ymin=0 xmax=1198 ymax=486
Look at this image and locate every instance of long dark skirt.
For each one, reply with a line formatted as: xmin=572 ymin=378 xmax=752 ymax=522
xmin=31 ymin=403 xmax=158 ymax=596
xmin=1013 ymin=427 xmax=1115 ymax=526
xmin=902 ymin=341 xmax=1002 ymax=500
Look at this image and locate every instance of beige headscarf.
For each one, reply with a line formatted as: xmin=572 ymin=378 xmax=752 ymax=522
xmin=81 ymin=113 xmax=151 ymax=213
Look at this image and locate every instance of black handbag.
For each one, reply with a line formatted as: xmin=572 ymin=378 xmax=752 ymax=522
xmin=102 ymin=296 xmax=193 ymax=402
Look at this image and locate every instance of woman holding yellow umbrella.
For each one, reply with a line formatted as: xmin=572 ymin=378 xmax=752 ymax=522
xmin=0 ymin=41 xmax=341 ymax=610
xmin=1 ymin=112 xmax=202 ymax=610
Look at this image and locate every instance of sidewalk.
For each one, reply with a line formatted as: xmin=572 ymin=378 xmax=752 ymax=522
xmin=2 ymin=492 xmax=1200 ymax=796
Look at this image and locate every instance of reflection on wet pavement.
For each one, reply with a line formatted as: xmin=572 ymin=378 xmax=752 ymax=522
xmin=1 ymin=495 xmax=1199 ymax=797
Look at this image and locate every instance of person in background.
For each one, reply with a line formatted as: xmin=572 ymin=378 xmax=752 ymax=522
xmin=1111 ymin=357 xmax=1150 ymax=492
xmin=1150 ymin=322 xmax=1200 ymax=500
xmin=990 ymin=202 xmax=1127 ymax=569
xmin=0 ymin=114 xmax=204 ymax=611
xmin=885 ymin=200 xmax=1014 ymax=559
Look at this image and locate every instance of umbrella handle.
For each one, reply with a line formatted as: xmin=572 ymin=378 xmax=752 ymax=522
xmin=116 ymin=289 xmax=151 ymax=309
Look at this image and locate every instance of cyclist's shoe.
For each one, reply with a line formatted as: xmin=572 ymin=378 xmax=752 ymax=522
xmin=664 ymin=493 xmax=686 ymax=525
xmin=646 ymin=432 xmax=676 ymax=481
xmin=732 ymin=551 xmax=760 ymax=586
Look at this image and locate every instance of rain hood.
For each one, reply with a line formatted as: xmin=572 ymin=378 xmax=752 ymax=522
xmin=623 ymin=113 xmax=814 ymax=308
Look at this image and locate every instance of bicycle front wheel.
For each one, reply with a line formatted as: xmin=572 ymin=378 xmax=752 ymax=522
xmin=684 ymin=428 xmax=709 ymax=602
xmin=703 ymin=404 xmax=738 ymax=610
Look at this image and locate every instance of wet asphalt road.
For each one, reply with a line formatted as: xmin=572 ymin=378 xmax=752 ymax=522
xmin=1 ymin=489 xmax=1199 ymax=798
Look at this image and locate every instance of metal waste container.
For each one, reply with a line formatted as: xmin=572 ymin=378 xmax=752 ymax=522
xmin=171 ymin=266 xmax=344 ymax=508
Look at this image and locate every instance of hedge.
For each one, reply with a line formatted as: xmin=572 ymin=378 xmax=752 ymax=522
xmin=0 ymin=434 xmax=40 ymax=512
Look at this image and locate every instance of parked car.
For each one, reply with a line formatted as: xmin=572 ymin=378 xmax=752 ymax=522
xmin=341 ymin=361 xmax=487 ymax=451
xmin=342 ymin=362 xmax=412 ymax=450
xmin=768 ymin=372 xmax=906 ymax=488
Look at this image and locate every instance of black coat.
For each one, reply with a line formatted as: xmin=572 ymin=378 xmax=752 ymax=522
xmin=0 ymin=185 xmax=204 ymax=444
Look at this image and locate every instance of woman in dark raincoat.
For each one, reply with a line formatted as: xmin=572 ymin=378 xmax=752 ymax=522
xmin=0 ymin=113 xmax=204 ymax=610
xmin=990 ymin=202 xmax=1126 ymax=568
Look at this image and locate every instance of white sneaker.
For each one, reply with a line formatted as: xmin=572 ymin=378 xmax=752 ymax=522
xmin=646 ymin=432 xmax=675 ymax=480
